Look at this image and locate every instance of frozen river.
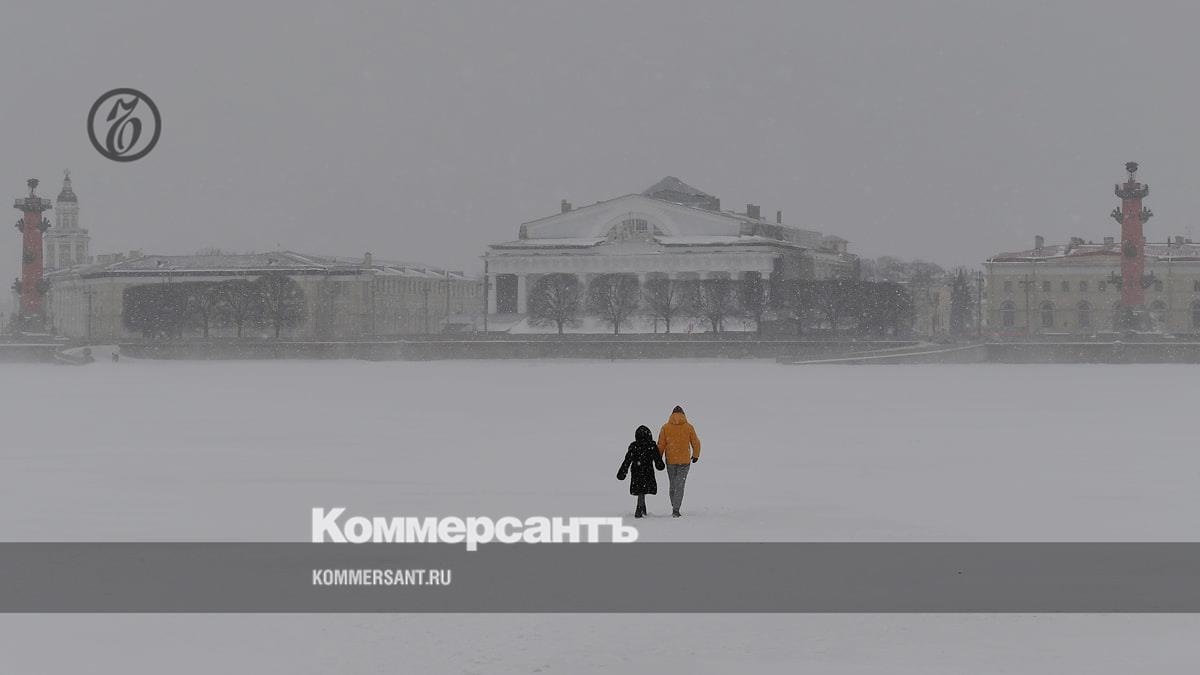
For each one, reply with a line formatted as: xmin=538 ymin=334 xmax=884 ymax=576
xmin=3 ymin=359 xmax=1199 ymax=541
xmin=3 ymin=359 xmax=1199 ymax=672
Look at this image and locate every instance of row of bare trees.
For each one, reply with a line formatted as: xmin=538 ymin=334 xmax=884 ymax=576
xmin=528 ymin=273 xmax=913 ymax=336
xmin=122 ymin=273 xmax=307 ymax=340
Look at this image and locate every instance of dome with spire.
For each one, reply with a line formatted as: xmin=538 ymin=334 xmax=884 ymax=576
xmin=57 ymin=170 xmax=77 ymax=204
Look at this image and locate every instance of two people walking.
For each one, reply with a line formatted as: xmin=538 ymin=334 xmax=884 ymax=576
xmin=616 ymin=405 xmax=701 ymax=518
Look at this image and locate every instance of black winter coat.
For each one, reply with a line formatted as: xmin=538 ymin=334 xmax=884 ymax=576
xmin=617 ymin=426 xmax=665 ymax=496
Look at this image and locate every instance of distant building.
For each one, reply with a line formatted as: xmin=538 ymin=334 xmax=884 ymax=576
xmin=46 ymin=252 xmax=481 ymax=341
xmin=984 ymin=235 xmax=1200 ymax=335
xmin=43 ymin=171 xmax=89 ymax=271
xmin=483 ymin=176 xmax=856 ymax=321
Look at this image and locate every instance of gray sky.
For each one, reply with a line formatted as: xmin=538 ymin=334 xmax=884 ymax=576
xmin=3 ymin=0 xmax=1198 ymax=304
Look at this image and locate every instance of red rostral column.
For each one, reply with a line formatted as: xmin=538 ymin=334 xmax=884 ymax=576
xmin=1112 ymin=161 xmax=1152 ymax=310
xmin=12 ymin=178 xmax=53 ymax=328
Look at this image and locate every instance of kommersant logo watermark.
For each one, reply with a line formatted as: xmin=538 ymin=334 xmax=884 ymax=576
xmin=312 ymin=508 xmax=639 ymax=551
xmin=87 ymin=88 xmax=161 ymax=162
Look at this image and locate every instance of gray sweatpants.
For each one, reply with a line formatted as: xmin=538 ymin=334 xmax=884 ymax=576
xmin=666 ymin=463 xmax=691 ymax=512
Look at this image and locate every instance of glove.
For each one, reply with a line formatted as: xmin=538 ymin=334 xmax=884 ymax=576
xmin=691 ymin=457 xmax=698 ymax=464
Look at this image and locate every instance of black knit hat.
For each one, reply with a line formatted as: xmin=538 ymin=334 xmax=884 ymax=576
xmin=672 ymin=405 xmax=684 ymax=413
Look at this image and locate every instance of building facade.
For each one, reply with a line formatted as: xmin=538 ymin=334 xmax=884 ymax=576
xmin=483 ymin=177 xmax=857 ymax=324
xmin=985 ymin=235 xmax=1200 ymax=335
xmin=43 ymin=171 xmax=89 ymax=271
xmin=46 ymin=252 xmax=481 ymax=341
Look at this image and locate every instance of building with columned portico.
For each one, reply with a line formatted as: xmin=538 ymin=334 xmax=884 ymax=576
xmin=482 ymin=177 xmax=857 ymax=325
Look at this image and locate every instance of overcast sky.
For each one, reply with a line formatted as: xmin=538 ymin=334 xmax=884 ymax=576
xmin=3 ymin=0 xmax=1199 ymax=309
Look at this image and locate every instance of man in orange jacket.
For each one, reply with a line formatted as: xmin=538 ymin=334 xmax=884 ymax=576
xmin=657 ymin=405 xmax=701 ymax=518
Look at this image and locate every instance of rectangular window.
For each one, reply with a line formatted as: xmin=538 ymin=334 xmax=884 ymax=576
xmin=1079 ymin=281 xmax=1088 ymax=292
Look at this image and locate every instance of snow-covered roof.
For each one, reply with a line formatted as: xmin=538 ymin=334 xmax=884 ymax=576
xmin=989 ymin=240 xmax=1200 ymax=263
xmin=494 ymin=177 xmax=854 ymax=259
xmin=517 ymin=193 xmax=827 ymax=240
xmin=489 ymin=234 xmax=810 ymax=251
xmin=49 ymin=251 xmax=476 ymax=280
xmin=100 ymin=251 xmax=338 ymax=272
xmin=491 ymin=238 xmax=603 ymax=248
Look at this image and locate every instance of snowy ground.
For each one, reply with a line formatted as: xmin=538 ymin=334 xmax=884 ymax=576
xmin=3 ymin=359 xmax=1200 ymax=672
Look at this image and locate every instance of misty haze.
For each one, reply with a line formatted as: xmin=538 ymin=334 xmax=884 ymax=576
xmin=4 ymin=2 xmax=1200 ymax=674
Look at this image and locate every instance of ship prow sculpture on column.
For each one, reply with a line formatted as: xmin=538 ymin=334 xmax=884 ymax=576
xmin=1109 ymin=162 xmax=1154 ymax=332
xmin=11 ymin=178 xmax=53 ymax=335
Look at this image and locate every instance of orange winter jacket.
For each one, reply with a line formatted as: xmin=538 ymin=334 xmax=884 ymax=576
xmin=658 ymin=412 xmax=701 ymax=465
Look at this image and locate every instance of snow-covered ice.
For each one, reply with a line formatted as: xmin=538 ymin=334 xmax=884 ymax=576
xmin=3 ymin=359 xmax=1200 ymax=672
xmin=4 ymin=360 xmax=1199 ymax=541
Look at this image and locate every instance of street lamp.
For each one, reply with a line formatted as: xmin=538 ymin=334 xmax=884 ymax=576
xmin=83 ymin=287 xmax=95 ymax=342
xmin=482 ymin=258 xmax=489 ymax=334
xmin=422 ymin=281 xmax=430 ymax=334
xmin=444 ymin=270 xmax=451 ymax=331
xmin=975 ymin=270 xmax=984 ymax=338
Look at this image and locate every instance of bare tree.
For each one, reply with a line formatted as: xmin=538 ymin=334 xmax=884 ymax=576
xmin=739 ymin=274 xmax=769 ymax=334
xmin=257 ymin=273 xmax=308 ymax=338
xmin=184 ymin=282 xmax=223 ymax=338
xmin=528 ymin=273 xmax=582 ymax=335
xmin=122 ymin=284 xmax=191 ymax=340
xmin=215 ymin=279 xmax=264 ymax=338
xmin=949 ymin=268 xmax=974 ymax=336
xmin=643 ymin=277 xmax=690 ymax=333
xmin=811 ymin=279 xmax=859 ymax=333
xmin=771 ymin=279 xmax=815 ymax=337
xmin=857 ymin=281 xmax=913 ymax=337
xmin=696 ymin=277 xmax=737 ymax=334
xmin=587 ymin=274 xmax=641 ymax=335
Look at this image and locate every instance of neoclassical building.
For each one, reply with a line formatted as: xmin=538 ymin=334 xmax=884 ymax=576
xmin=32 ymin=174 xmax=481 ymax=340
xmin=483 ymin=177 xmax=856 ymax=319
xmin=985 ymin=235 xmax=1200 ymax=335
xmin=46 ymin=251 xmax=481 ymax=341
xmin=43 ymin=171 xmax=90 ymax=271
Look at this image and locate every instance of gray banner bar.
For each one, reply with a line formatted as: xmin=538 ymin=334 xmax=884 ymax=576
xmin=2 ymin=543 xmax=1198 ymax=612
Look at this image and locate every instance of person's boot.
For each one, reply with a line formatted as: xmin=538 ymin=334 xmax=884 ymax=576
xmin=672 ymin=509 xmax=681 ymax=518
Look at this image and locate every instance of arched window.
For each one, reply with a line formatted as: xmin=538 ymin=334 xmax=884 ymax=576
xmin=1076 ymin=301 xmax=1092 ymax=328
xmin=1040 ymin=301 xmax=1055 ymax=328
xmin=605 ymin=217 xmax=662 ymax=241
xmin=1112 ymin=301 xmax=1130 ymax=330
xmin=1000 ymin=300 xmax=1016 ymax=328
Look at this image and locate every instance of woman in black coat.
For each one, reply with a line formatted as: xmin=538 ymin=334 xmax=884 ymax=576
xmin=617 ymin=425 xmax=665 ymax=518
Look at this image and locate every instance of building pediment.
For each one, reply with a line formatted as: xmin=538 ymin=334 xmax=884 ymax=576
xmin=523 ymin=195 xmax=745 ymax=240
